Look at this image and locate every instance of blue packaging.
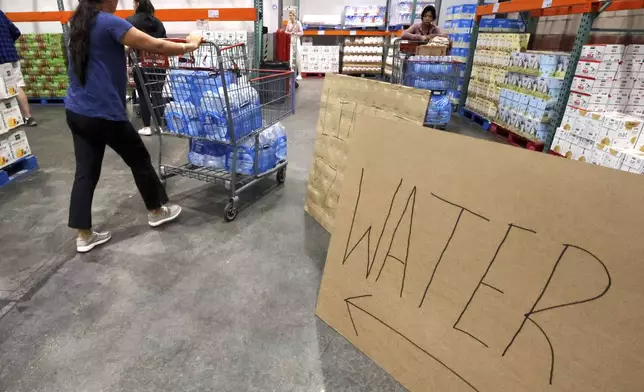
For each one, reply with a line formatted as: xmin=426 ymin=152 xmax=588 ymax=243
xmin=226 ymin=144 xmax=277 ymax=175
xmin=165 ymin=101 xmax=203 ymax=137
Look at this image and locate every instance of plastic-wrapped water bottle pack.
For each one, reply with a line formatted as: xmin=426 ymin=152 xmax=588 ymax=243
xmin=165 ymin=70 xmax=262 ymax=142
xmin=188 ymin=122 xmax=288 ymax=175
xmin=425 ymin=92 xmax=452 ymax=126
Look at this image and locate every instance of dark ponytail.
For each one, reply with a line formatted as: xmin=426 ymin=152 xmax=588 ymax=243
xmin=136 ymin=0 xmax=155 ymax=15
xmin=69 ymin=0 xmax=101 ymax=86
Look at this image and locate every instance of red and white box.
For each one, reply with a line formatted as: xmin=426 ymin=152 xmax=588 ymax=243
xmin=571 ymin=76 xmax=614 ymax=94
xmin=575 ymin=60 xmax=600 ymax=78
xmin=581 ymin=45 xmax=606 ymax=61
xmin=626 ymin=44 xmax=644 ymax=55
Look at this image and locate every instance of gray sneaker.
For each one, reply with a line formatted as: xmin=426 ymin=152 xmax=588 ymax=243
xmin=77 ymin=231 xmax=112 ymax=253
xmin=148 ymin=204 xmax=182 ymax=227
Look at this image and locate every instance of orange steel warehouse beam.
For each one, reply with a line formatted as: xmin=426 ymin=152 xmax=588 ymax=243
xmin=477 ymin=0 xmax=596 ymax=15
xmin=479 ymin=0 xmax=644 ymax=17
xmin=7 ymin=8 xmax=257 ymax=24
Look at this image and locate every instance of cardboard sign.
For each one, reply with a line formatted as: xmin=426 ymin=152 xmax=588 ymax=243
xmin=316 ymin=116 xmax=644 ymax=392
xmin=305 ymin=74 xmax=430 ymax=232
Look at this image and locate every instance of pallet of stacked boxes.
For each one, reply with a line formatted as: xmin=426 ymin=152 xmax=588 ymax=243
xmin=445 ymin=5 xmax=525 ymax=108
xmin=301 ymin=45 xmax=340 ymax=77
xmin=496 ymin=50 xmax=570 ymax=143
xmin=0 ymin=64 xmax=37 ymax=187
xmin=550 ymin=44 xmax=644 ymax=175
xmin=465 ymin=33 xmax=531 ymax=121
xmin=16 ymin=34 xmax=67 ymax=102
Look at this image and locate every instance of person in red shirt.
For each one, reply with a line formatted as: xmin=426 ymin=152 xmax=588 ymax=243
xmin=401 ymin=5 xmax=442 ymax=41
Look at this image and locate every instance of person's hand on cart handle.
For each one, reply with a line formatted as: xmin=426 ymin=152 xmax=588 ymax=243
xmin=183 ymin=32 xmax=203 ymax=53
xmin=122 ymin=28 xmax=202 ymax=56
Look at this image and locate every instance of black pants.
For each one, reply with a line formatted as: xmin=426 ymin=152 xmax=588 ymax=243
xmin=133 ymin=68 xmax=167 ymax=128
xmin=67 ymin=110 xmax=169 ymax=230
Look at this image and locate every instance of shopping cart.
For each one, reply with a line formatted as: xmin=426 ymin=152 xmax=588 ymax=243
xmin=130 ymin=40 xmax=295 ymax=221
xmin=390 ymin=40 xmax=460 ymax=129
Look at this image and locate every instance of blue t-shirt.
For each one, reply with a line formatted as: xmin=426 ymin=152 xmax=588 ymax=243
xmin=65 ymin=12 xmax=133 ymax=122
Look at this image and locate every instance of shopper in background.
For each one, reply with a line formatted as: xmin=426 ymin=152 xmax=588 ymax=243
xmin=66 ymin=0 xmax=201 ymax=253
xmin=0 ymin=11 xmax=37 ymax=126
xmin=127 ymin=0 xmax=167 ymax=136
xmin=401 ymin=5 xmax=442 ymax=41
xmin=285 ymin=10 xmax=303 ymax=81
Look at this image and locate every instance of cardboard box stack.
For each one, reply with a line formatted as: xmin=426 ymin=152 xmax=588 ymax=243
xmin=0 ymin=65 xmax=30 ymax=170
xmin=549 ymin=43 xmax=644 ymax=174
xmin=495 ymin=51 xmax=571 ymax=142
xmin=466 ymin=33 xmax=530 ymax=119
xmin=552 ymin=110 xmax=644 ymax=174
xmin=301 ymin=45 xmax=340 ymax=74
xmin=0 ymin=64 xmax=24 ymax=136
xmin=569 ymin=44 xmax=644 ymax=115
xmin=16 ymin=34 xmax=67 ymax=99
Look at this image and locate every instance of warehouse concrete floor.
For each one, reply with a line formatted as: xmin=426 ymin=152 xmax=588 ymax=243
xmin=0 ymin=79 xmax=495 ymax=392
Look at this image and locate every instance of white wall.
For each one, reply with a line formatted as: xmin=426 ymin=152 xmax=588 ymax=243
xmin=0 ymin=0 xmax=262 ymax=35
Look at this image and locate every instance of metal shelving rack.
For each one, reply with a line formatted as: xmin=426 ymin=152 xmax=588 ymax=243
xmin=458 ymin=0 xmax=644 ymax=151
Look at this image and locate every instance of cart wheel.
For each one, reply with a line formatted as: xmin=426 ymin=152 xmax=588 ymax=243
xmin=295 ymin=82 xmax=299 ymax=89
xmin=276 ymin=168 xmax=286 ymax=184
xmin=161 ymin=179 xmax=167 ymax=188
xmin=224 ymin=202 xmax=238 ymax=222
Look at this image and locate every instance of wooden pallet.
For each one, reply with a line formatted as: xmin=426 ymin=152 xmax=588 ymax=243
xmin=0 ymin=155 xmax=38 ymax=188
xmin=28 ymin=97 xmax=65 ymax=105
xmin=489 ymin=122 xmax=545 ymax=152
xmin=459 ymin=107 xmax=491 ymax=131
xmin=301 ymin=73 xmax=326 ymax=78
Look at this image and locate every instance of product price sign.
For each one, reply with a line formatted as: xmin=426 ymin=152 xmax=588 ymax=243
xmin=492 ymin=3 xmax=500 ymax=13
xmin=318 ymin=30 xmax=325 ymax=36
xmin=350 ymin=31 xmax=357 ymax=36
xmin=542 ymin=0 xmax=553 ymax=8
xmin=208 ymin=9 xmax=220 ymax=18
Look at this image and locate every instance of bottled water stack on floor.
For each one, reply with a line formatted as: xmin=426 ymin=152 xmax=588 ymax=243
xmin=426 ymin=92 xmax=452 ymax=125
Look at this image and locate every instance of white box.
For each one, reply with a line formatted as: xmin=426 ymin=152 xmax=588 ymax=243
xmin=625 ymin=105 xmax=644 ymax=117
xmin=623 ymin=53 xmax=644 ymax=63
xmin=608 ymin=89 xmax=631 ymax=106
xmin=7 ymin=130 xmax=31 ymax=159
xmin=628 ymin=94 xmax=644 ymax=106
xmin=576 ymin=61 xmax=600 ymax=78
xmin=597 ymin=70 xmax=617 ymax=79
xmin=621 ymin=151 xmax=644 ymax=173
xmin=605 ymin=44 xmax=626 ymax=54
xmin=613 ymin=76 xmax=635 ymax=90
xmin=626 ymin=44 xmax=644 ymax=54
xmin=568 ymin=92 xmax=590 ymax=109
xmin=235 ymin=31 xmax=248 ymax=44
xmin=551 ymin=138 xmax=571 ymax=156
xmin=602 ymin=147 xmax=627 ymax=169
xmin=590 ymin=145 xmax=607 ymax=165
xmin=599 ymin=59 xmax=621 ymax=72
xmin=0 ymin=139 xmax=13 ymax=169
xmin=0 ymin=64 xmax=18 ymax=100
xmin=581 ymin=45 xmax=606 ymax=60
xmin=1 ymin=98 xmax=24 ymax=131
xmin=622 ymin=61 xmax=643 ymax=74
xmin=602 ymin=53 xmax=624 ymax=63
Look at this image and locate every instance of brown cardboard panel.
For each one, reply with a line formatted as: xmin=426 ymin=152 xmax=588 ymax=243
xmin=305 ymin=74 xmax=430 ymax=232
xmin=316 ymin=115 xmax=644 ymax=392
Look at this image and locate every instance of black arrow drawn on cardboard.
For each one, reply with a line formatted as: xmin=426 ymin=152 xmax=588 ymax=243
xmin=344 ymin=295 xmax=480 ymax=392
